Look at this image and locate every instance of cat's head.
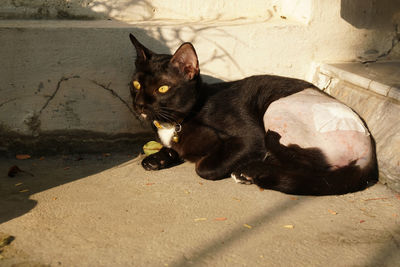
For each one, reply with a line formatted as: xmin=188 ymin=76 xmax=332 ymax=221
xmin=129 ymin=34 xmax=200 ymax=123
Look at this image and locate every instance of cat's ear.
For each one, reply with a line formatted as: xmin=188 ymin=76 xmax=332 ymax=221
xmin=170 ymin=43 xmax=199 ymax=80
xmin=129 ymin=33 xmax=153 ymax=62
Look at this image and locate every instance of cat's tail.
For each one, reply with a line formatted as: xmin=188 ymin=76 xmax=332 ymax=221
xmin=238 ymin=131 xmax=378 ymax=195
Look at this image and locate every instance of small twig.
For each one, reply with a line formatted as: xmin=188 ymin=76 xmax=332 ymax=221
xmin=363 ymin=197 xmax=390 ymax=201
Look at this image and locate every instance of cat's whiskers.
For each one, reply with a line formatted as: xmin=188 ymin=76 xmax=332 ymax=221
xmin=156 ymin=107 xmax=182 ymax=124
xmin=156 ymin=111 xmax=177 ymax=123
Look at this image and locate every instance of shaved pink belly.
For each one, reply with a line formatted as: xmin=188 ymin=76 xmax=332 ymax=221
xmin=263 ymin=89 xmax=373 ymax=169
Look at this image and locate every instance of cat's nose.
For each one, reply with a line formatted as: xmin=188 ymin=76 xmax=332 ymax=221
xmin=135 ymin=97 xmax=145 ymax=111
xmin=135 ymin=103 xmax=145 ymax=112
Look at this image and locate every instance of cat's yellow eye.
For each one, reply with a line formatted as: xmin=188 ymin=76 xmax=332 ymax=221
xmin=133 ymin=81 xmax=141 ymax=90
xmin=158 ymin=85 xmax=170 ymax=93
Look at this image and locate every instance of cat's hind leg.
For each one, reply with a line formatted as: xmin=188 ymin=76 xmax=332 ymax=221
xmin=195 ymin=137 xmax=263 ymax=181
xmin=231 ymin=130 xmax=377 ymax=195
xmin=232 ymin=159 xmax=376 ymax=195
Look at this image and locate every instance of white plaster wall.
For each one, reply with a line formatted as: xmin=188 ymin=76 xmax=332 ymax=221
xmin=1 ymin=1 xmax=399 ymax=65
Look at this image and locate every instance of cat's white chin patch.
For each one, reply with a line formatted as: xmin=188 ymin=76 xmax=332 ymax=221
xmin=158 ymin=126 xmax=175 ymax=148
xmin=141 ymin=113 xmax=147 ymax=119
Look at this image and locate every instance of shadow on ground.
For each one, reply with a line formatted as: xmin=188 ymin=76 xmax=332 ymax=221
xmin=0 ymin=153 xmax=141 ymax=224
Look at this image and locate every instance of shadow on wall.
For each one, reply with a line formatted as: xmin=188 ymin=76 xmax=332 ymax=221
xmin=0 ymin=0 xmax=157 ymax=20
xmin=340 ymin=0 xmax=400 ymax=29
xmin=340 ymin=0 xmax=400 ymax=62
xmin=1 ymin=0 xmax=259 ymax=78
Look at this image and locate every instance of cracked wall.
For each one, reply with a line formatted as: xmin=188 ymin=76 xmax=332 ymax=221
xmin=0 ymin=26 xmax=151 ymax=154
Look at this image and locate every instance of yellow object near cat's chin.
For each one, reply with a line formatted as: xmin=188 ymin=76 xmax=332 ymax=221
xmin=143 ymin=141 xmax=163 ymax=156
xmin=133 ymin=81 xmax=141 ymax=90
xmin=158 ymin=85 xmax=169 ymax=93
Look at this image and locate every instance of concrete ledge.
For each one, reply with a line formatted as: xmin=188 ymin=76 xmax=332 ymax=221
xmin=312 ymin=62 xmax=400 ymax=192
xmin=319 ymin=62 xmax=400 ymax=101
xmin=0 ymin=130 xmax=150 ymax=156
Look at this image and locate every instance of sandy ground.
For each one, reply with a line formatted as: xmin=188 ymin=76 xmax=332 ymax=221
xmin=1 ymin=153 xmax=400 ymax=267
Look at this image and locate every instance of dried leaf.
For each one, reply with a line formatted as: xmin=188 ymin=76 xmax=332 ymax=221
xmin=232 ymin=197 xmax=241 ymax=202
xmin=395 ymin=194 xmax=400 ymax=200
xmin=363 ymin=197 xmax=389 ymax=201
xmin=194 ymin=218 xmax=207 ymax=222
xmin=145 ymin=182 xmax=155 ymax=186
xmin=290 ymin=196 xmax=298 ymax=200
xmin=16 ymin=154 xmax=31 ymax=160
xmin=0 ymin=234 xmax=14 ymax=249
xmin=328 ymin=209 xmax=338 ymax=215
xmin=283 ymin=224 xmax=295 ymax=229
xmin=64 ymin=167 xmax=70 ymax=170
xmin=360 ymin=220 xmax=366 ymax=223
xmin=39 ymin=156 xmax=45 ymax=160
xmin=19 ymin=189 xmax=29 ymax=193
xmin=243 ymin=224 xmax=252 ymax=229
xmin=280 ymin=15 xmax=287 ymax=19
xmin=143 ymin=141 xmax=163 ymax=156
xmin=103 ymin=153 xmax=111 ymax=157
xmin=15 ymin=182 xmax=23 ymax=186
xmin=214 ymin=217 xmax=227 ymax=221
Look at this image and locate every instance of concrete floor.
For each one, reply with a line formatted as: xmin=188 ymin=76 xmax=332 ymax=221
xmin=1 ymin=153 xmax=400 ymax=266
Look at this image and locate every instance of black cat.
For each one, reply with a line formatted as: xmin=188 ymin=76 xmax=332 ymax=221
xmin=128 ymin=33 xmax=378 ymax=195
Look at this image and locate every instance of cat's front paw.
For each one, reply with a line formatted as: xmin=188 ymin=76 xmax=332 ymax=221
xmin=231 ymin=172 xmax=254 ymax=185
xmin=141 ymin=147 xmax=182 ymax=171
xmin=141 ymin=154 xmax=165 ymax=170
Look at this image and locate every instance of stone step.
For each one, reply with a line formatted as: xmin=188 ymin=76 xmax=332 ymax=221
xmin=312 ymin=62 xmax=400 ymax=192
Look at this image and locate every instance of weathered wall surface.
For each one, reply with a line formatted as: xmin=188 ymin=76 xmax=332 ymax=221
xmin=0 ymin=0 xmax=399 ymax=155
xmin=0 ymin=23 xmax=152 ymax=154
